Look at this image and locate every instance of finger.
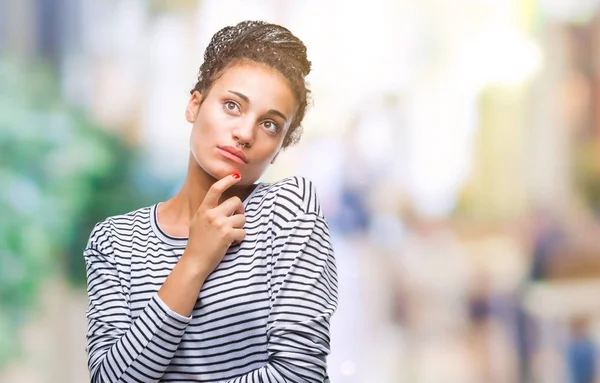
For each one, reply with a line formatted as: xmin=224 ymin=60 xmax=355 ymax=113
xmin=226 ymin=213 xmax=246 ymax=229
xmin=203 ymin=173 xmax=241 ymax=208
xmin=229 ymin=229 xmax=246 ymax=245
xmin=215 ymin=196 xmax=245 ymax=217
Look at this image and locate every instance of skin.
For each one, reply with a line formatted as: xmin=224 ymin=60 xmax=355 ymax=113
xmin=157 ymin=62 xmax=298 ymax=317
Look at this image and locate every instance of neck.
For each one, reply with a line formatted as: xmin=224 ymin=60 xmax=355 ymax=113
xmin=157 ymin=154 xmax=255 ymax=236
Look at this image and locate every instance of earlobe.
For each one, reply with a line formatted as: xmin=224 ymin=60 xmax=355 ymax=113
xmin=185 ymin=91 xmax=203 ymax=123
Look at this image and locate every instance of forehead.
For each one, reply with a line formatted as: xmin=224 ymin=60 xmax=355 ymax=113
xmin=212 ymin=62 xmax=296 ymax=117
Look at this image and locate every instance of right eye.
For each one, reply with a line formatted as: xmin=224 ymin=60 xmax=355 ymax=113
xmin=224 ymin=101 xmax=240 ymax=114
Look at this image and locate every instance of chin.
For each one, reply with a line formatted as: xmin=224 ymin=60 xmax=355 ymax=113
xmin=204 ymin=164 xmax=237 ymax=180
xmin=192 ymin=150 xmax=264 ymax=184
xmin=201 ymin=160 xmax=246 ymax=181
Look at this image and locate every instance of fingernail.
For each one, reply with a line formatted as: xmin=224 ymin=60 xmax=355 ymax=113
xmin=232 ymin=172 xmax=241 ymax=179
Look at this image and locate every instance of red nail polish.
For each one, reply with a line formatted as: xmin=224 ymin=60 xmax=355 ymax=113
xmin=232 ymin=172 xmax=241 ymax=179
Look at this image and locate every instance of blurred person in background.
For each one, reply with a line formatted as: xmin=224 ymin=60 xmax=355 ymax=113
xmin=83 ymin=20 xmax=338 ymax=383
xmin=567 ymin=316 xmax=597 ymax=383
xmin=515 ymin=208 xmax=564 ymax=382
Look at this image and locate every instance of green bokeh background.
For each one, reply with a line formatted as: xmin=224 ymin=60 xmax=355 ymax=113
xmin=0 ymin=58 xmax=170 ymax=367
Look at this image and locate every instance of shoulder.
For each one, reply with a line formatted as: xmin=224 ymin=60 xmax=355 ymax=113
xmin=86 ymin=205 xmax=153 ymax=253
xmin=264 ymin=176 xmax=323 ymax=217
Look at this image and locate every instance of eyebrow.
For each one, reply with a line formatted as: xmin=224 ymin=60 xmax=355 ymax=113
xmin=227 ymin=90 xmax=288 ymax=121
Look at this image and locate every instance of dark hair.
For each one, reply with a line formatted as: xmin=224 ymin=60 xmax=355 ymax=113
xmin=190 ymin=20 xmax=311 ymax=148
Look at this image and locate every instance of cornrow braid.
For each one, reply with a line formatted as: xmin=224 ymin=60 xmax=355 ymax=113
xmin=191 ymin=20 xmax=311 ymax=148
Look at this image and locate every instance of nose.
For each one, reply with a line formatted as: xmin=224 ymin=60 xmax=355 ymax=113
xmin=231 ymin=117 xmax=255 ymax=148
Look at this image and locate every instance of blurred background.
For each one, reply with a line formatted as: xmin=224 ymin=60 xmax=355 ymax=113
xmin=2 ymin=0 xmax=600 ymax=382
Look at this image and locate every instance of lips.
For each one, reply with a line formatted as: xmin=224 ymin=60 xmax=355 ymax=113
xmin=217 ymin=145 xmax=248 ymax=164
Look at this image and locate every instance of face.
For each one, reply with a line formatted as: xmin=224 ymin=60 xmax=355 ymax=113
xmin=186 ymin=62 xmax=297 ymax=185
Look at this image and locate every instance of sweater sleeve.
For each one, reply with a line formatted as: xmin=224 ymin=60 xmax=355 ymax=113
xmin=222 ymin=211 xmax=339 ymax=383
xmin=85 ymin=221 xmax=192 ymax=383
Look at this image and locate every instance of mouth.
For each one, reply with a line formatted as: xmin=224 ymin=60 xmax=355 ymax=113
xmin=217 ymin=145 xmax=248 ymax=164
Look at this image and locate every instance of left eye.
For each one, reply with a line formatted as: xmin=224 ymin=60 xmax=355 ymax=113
xmin=263 ymin=121 xmax=279 ymax=133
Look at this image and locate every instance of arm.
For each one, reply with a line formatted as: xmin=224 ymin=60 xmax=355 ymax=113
xmin=85 ymin=222 xmax=192 ymax=383
xmin=223 ymin=212 xmax=339 ymax=383
xmin=86 ymin=174 xmax=245 ymax=382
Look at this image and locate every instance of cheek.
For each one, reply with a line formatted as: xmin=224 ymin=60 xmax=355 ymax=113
xmin=253 ymin=144 xmax=281 ymax=167
xmin=191 ymin=108 xmax=221 ymax=143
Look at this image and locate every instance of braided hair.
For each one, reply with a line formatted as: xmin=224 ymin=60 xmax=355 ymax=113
xmin=191 ymin=21 xmax=312 ymax=149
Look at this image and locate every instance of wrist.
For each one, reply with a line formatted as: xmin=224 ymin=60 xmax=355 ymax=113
xmin=180 ymin=251 xmax=210 ymax=284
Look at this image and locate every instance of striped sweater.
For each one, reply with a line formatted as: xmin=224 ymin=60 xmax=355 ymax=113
xmin=84 ymin=176 xmax=338 ymax=382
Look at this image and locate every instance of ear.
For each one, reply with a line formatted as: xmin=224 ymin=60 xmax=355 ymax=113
xmin=185 ymin=91 xmax=203 ymax=123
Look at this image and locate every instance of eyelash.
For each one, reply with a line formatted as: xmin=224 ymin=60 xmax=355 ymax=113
xmin=223 ymin=100 xmax=281 ymax=135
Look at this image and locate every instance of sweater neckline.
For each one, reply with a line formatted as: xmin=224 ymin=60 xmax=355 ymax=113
xmin=150 ymin=183 xmax=265 ymax=247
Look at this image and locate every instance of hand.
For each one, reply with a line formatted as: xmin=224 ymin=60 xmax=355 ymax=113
xmin=183 ymin=173 xmax=246 ymax=278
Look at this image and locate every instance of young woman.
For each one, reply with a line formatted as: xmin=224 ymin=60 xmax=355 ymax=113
xmin=84 ymin=20 xmax=338 ymax=382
